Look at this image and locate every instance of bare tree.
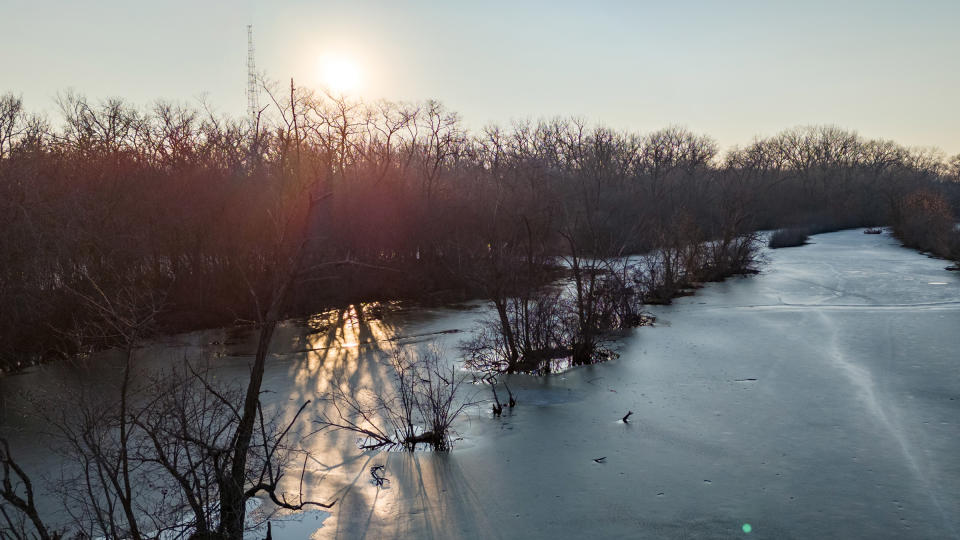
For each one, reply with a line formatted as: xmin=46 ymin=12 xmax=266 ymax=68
xmin=0 ymin=94 xmax=26 ymax=160
xmin=316 ymin=346 xmax=473 ymax=451
xmin=0 ymin=439 xmax=62 ymax=540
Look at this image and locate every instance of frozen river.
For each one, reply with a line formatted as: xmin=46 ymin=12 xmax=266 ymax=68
xmin=2 ymin=229 xmax=959 ymax=539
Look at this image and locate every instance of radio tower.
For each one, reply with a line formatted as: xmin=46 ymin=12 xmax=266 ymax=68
xmin=246 ymin=24 xmax=259 ymax=132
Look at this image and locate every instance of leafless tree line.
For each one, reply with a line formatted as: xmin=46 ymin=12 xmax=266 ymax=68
xmin=2 ymin=88 xmax=957 ymax=373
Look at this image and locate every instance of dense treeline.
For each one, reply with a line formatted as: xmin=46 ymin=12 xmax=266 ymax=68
xmin=1 ymin=88 xmax=958 ymax=372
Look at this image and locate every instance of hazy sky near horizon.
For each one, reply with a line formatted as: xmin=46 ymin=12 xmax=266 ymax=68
xmin=2 ymin=0 xmax=958 ymax=154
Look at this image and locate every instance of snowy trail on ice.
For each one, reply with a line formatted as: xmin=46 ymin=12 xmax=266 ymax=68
xmin=818 ymin=310 xmax=959 ymax=539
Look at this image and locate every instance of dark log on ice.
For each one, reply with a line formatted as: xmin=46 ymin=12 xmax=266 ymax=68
xmin=404 ymin=431 xmax=443 ymax=448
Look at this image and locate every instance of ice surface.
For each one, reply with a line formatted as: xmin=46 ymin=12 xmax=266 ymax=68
xmin=2 ymin=230 xmax=958 ymax=539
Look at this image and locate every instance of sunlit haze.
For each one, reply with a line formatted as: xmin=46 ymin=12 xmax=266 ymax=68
xmin=320 ymin=54 xmax=361 ymax=93
xmin=2 ymin=0 xmax=959 ymax=152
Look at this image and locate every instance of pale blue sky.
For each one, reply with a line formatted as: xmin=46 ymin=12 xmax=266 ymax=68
xmin=2 ymin=0 xmax=958 ymax=154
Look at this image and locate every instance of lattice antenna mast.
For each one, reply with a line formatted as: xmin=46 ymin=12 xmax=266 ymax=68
xmin=246 ymin=24 xmax=259 ymax=132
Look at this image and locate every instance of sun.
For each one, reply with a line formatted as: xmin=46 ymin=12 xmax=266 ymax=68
xmin=321 ymin=55 xmax=361 ymax=93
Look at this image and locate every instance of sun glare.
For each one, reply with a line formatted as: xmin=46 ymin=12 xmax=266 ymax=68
xmin=321 ymin=55 xmax=361 ymax=93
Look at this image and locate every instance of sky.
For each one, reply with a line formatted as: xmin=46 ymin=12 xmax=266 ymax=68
xmin=2 ymin=0 xmax=958 ymax=154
